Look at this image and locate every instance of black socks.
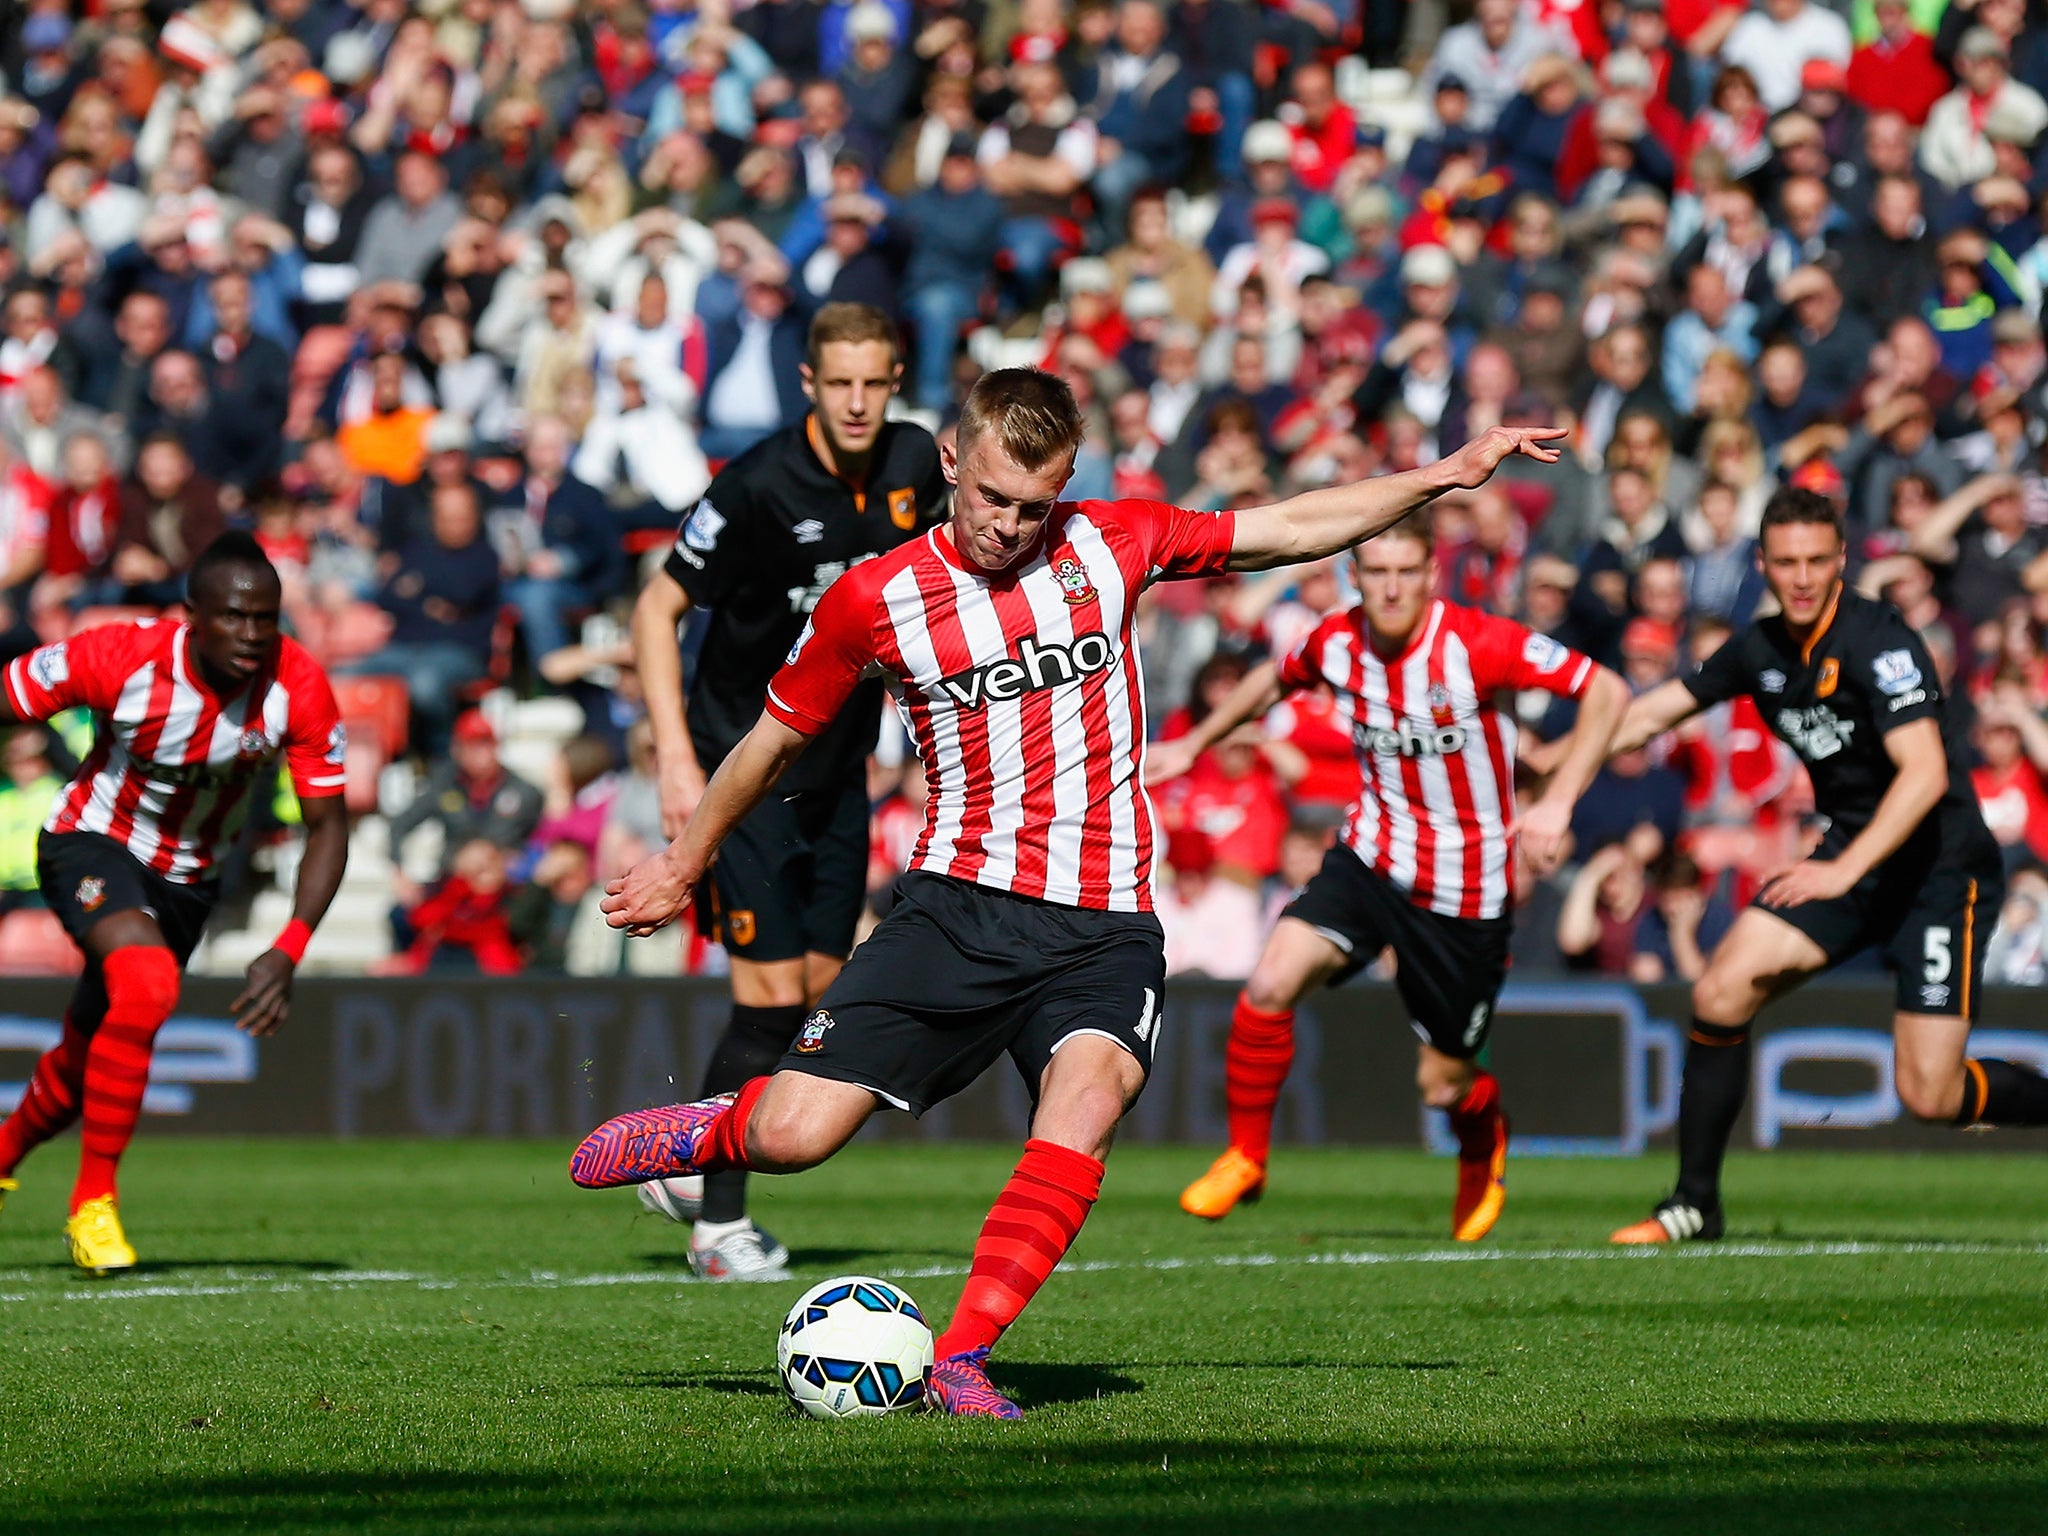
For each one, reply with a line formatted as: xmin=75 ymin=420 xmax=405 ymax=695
xmin=1675 ymin=1019 xmax=1752 ymax=1213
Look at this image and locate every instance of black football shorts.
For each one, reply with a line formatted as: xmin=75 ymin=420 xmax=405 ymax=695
xmin=1765 ymin=843 xmax=2003 ymax=1019
xmin=697 ymin=777 xmax=870 ymax=964
xmin=38 ymin=829 xmax=217 ymax=962
xmin=780 ymin=870 xmax=1167 ymax=1115
xmin=1283 ymin=843 xmax=1512 ymax=1058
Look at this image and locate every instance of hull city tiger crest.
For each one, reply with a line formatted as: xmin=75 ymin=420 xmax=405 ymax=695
xmin=887 ymin=487 xmax=918 ymax=531
xmin=1053 ymin=557 xmax=1096 ymax=605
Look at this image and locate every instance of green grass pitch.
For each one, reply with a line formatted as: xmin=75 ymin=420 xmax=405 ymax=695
xmin=0 ymin=1140 xmax=2044 ymax=1535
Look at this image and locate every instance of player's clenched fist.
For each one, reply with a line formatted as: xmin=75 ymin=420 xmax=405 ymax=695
xmin=601 ymin=849 xmax=702 ymax=935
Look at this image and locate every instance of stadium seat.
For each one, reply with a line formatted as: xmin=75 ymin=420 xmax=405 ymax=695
xmin=332 ymin=676 xmax=410 ymax=760
xmin=0 ymin=909 xmax=83 ymax=976
xmin=321 ymin=603 xmax=395 ymax=666
xmin=621 ymin=529 xmax=671 ymax=557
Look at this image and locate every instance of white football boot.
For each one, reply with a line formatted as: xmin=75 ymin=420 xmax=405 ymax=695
xmin=688 ymin=1218 xmax=793 ymax=1281
xmin=636 ymin=1175 xmax=704 ymax=1223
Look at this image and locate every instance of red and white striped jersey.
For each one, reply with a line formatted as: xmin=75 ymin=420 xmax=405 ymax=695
xmin=6 ymin=621 xmax=346 ymax=884
xmin=1278 ymin=600 xmax=1595 ymax=920
xmin=768 ymin=499 xmax=1237 ymax=912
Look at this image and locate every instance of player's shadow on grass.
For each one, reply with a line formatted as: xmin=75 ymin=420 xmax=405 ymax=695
xmin=42 ymin=1258 xmax=354 ymax=1277
xmin=634 ymin=1246 xmax=959 ymax=1270
xmin=996 ymin=1361 xmax=1143 ymax=1406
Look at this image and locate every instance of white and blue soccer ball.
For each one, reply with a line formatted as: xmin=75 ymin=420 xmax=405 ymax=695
xmin=777 ymin=1276 xmax=934 ymax=1419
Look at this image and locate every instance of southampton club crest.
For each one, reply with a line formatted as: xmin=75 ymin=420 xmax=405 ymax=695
xmin=794 ymin=1010 xmax=835 ymax=1054
xmin=76 ymin=876 xmax=105 ymax=912
xmin=1053 ymin=557 xmax=1096 ymax=606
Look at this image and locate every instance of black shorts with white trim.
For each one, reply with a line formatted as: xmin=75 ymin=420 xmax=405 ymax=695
xmin=779 ymin=871 xmax=1165 ymax=1115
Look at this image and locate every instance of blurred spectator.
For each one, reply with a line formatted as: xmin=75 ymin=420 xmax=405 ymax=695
xmin=1422 ymin=0 xmax=1571 ymax=134
xmin=1719 ymin=0 xmax=1849 ymax=113
xmin=897 ymin=135 xmax=1004 ymax=411
xmin=1079 ymin=0 xmax=1191 ymax=238
xmin=1920 ymin=28 xmax=2047 ymax=191
xmin=1849 ymin=0 xmax=1950 ymax=127
xmin=387 ymin=708 xmax=544 ymax=894
xmin=1557 ymin=836 xmax=1655 ymax=973
xmin=1973 ymin=689 xmax=2048 ymax=870
xmin=1986 ymin=867 xmax=2048 ymax=984
xmin=494 ymin=416 xmax=615 ymax=664
xmin=383 ymin=837 xmax=521 ymax=975
xmin=355 ymin=148 xmax=462 ymax=287
xmin=978 ymin=60 xmax=1097 ymax=310
xmin=508 ymin=839 xmax=600 ymax=973
xmin=698 ymin=268 xmax=806 ymax=459
xmin=34 ymin=430 xmax=119 ymax=617
xmin=1627 ymin=851 xmax=1736 ymax=983
xmin=1157 ymin=824 xmax=1265 ymax=980
xmin=345 ymin=479 xmax=500 ymax=753
xmin=108 ymin=432 xmax=222 ymax=605
xmin=0 ymin=728 xmax=61 ymax=917
xmin=1572 ymin=736 xmax=1684 ymax=855
xmin=336 ymin=348 xmax=434 ymax=487
xmin=573 ymin=357 xmax=712 ymax=525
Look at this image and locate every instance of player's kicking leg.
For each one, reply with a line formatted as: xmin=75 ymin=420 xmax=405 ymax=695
xmin=653 ymin=953 xmax=829 ymax=1282
xmin=1612 ymin=908 xmax=1824 ymax=1245
xmin=1181 ymin=918 xmax=1342 ymax=1220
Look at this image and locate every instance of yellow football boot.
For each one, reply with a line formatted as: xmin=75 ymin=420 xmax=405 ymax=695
xmin=66 ymin=1196 xmax=137 ymax=1275
xmin=1179 ymin=1147 xmax=1266 ymax=1220
xmin=0 ymin=1177 xmax=17 ymax=1215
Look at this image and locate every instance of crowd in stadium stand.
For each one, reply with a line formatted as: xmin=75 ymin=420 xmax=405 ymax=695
xmin=7 ymin=0 xmax=2048 ymax=981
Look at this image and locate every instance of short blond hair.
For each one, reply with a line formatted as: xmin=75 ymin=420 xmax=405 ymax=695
xmin=1370 ymin=505 xmax=1435 ymax=553
xmin=955 ymin=368 xmax=1086 ymax=470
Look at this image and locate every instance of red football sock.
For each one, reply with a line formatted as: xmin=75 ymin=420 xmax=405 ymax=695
xmin=0 ymin=1012 xmax=91 ymax=1176
xmin=71 ymin=947 xmax=180 ymax=1213
xmin=1225 ymin=996 xmax=1295 ymax=1165
xmin=699 ymin=1075 xmax=769 ymax=1171
xmin=1448 ymin=1071 xmax=1501 ymax=1160
xmin=934 ymin=1139 xmax=1103 ymax=1360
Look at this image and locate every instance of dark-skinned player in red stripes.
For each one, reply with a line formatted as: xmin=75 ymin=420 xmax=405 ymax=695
xmin=0 ymin=533 xmax=349 ymax=1273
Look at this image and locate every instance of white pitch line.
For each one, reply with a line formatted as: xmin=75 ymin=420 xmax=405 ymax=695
xmin=4 ymin=1239 xmax=2041 ymax=1306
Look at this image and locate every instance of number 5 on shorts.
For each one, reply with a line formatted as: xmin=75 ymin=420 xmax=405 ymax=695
xmin=1924 ymin=927 xmax=1952 ymax=985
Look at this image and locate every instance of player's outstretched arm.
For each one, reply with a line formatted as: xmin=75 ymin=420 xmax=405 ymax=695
xmin=1606 ymin=678 xmax=1703 ymax=758
xmin=600 ymin=714 xmax=813 ymax=935
xmin=1760 ymin=718 xmax=1948 ymax=909
xmin=1519 ymin=664 xmax=1629 ymax=875
xmin=1143 ymin=660 xmax=1284 ymax=785
xmin=631 ymin=570 xmax=709 ymax=838
xmin=233 ymin=792 xmax=350 ymax=1037
xmin=1225 ymin=426 xmax=1569 ymax=572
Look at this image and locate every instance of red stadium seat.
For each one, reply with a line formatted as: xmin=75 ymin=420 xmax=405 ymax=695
xmin=321 ymin=602 xmax=395 ymax=665
xmin=332 ymin=676 xmax=410 ymax=760
xmin=621 ymin=529 xmax=671 ymax=557
xmin=0 ymin=909 xmax=84 ymax=976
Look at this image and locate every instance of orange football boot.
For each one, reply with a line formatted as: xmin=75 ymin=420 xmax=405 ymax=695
xmin=1180 ymin=1147 xmax=1266 ymax=1220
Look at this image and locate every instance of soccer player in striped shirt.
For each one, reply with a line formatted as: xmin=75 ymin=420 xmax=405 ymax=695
xmin=0 ymin=533 xmax=350 ymax=1273
xmin=1150 ymin=507 xmax=1628 ymax=1237
xmin=572 ymin=369 xmax=1567 ymax=1417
